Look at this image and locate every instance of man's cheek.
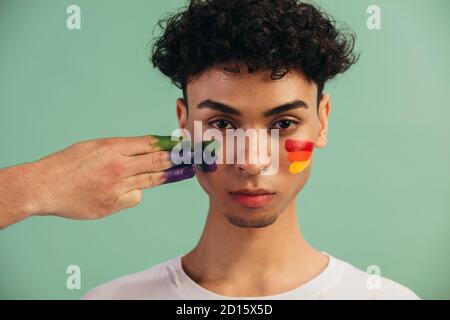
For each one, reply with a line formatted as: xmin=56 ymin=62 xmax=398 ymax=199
xmin=195 ymin=164 xmax=223 ymax=194
xmin=195 ymin=173 xmax=213 ymax=196
xmin=284 ymin=139 xmax=315 ymax=174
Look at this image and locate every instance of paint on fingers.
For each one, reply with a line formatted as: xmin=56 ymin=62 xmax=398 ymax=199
xmin=151 ymin=135 xmax=185 ymax=151
xmin=161 ymin=165 xmax=196 ymax=184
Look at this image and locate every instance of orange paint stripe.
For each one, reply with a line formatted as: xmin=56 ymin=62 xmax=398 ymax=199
xmin=288 ymin=151 xmax=312 ymax=162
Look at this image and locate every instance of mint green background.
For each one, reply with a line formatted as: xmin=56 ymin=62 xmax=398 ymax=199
xmin=0 ymin=0 xmax=449 ymax=299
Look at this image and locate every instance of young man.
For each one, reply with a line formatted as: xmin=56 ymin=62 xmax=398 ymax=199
xmin=84 ymin=0 xmax=419 ymax=299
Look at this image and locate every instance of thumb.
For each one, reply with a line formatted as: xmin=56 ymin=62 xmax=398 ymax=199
xmin=111 ymin=189 xmax=142 ymax=213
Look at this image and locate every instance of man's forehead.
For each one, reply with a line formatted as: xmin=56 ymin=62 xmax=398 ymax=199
xmin=192 ymin=65 xmax=309 ymax=83
xmin=187 ymin=67 xmax=316 ymax=107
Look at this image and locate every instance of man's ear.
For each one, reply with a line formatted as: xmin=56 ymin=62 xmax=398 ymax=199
xmin=316 ymin=93 xmax=330 ymax=148
xmin=176 ymin=98 xmax=188 ymax=130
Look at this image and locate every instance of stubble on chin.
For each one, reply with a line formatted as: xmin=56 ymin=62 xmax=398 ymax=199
xmin=224 ymin=212 xmax=279 ymax=228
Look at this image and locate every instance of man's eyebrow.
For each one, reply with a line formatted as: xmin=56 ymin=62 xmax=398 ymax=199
xmin=263 ymin=99 xmax=309 ymax=117
xmin=196 ymin=99 xmax=308 ymax=117
xmin=197 ymin=99 xmax=242 ymax=116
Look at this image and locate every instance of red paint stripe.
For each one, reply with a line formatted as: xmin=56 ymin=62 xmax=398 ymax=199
xmin=285 ymin=139 xmax=315 ymax=152
xmin=288 ymin=150 xmax=313 ymax=162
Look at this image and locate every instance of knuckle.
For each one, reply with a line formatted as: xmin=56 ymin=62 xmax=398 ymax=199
xmin=145 ymin=172 xmax=154 ymax=188
xmin=143 ymin=135 xmax=154 ymax=153
xmin=150 ymin=152 xmax=164 ymax=168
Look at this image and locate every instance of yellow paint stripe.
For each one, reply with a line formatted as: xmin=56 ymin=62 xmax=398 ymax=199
xmin=289 ymin=160 xmax=311 ymax=174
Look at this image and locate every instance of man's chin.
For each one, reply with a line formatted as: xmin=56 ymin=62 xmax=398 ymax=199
xmin=223 ymin=212 xmax=279 ymax=229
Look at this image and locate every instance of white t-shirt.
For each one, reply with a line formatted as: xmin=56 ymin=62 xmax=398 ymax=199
xmin=83 ymin=252 xmax=420 ymax=300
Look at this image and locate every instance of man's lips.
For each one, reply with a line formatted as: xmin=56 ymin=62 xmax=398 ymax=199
xmin=229 ymin=189 xmax=276 ymax=208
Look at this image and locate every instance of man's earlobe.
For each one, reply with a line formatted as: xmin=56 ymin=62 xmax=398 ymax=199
xmin=316 ymin=93 xmax=330 ymax=148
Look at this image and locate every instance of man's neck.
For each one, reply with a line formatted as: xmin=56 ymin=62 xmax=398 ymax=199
xmin=181 ymin=200 xmax=329 ymax=297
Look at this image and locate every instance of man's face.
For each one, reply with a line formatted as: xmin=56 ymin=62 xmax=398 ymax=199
xmin=176 ymin=65 xmax=330 ymax=228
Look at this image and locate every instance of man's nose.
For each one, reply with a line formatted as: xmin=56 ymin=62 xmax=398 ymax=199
xmin=237 ymin=162 xmax=270 ymax=176
xmin=235 ymin=140 xmax=272 ymax=176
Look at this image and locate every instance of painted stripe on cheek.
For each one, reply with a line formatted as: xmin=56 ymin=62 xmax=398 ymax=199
xmin=285 ymin=139 xmax=315 ymax=174
xmin=285 ymin=139 xmax=315 ymax=152
xmin=287 ymin=150 xmax=313 ymax=162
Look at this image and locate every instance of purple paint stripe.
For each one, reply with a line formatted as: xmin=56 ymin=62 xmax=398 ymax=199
xmin=163 ymin=165 xmax=196 ymax=184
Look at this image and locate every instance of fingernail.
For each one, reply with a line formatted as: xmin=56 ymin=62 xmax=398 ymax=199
xmin=163 ymin=165 xmax=196 ymax=184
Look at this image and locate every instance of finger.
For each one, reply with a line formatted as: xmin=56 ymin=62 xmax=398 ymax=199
xmin=117 ymin=135 xmax=185 ymax=156
xmin=125 ymin=145 xmax=218 ymax=176
xmin=125 ymin=165 xmax=196 ymax=190
xmin=125 ymin=151 xmax=175 ymax=176
xmin=111 ymin=189 xmax=142 ymax=213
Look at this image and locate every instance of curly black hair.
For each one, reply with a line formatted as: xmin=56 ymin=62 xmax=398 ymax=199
xmin=150 ymin=0 xmax=358 ymax=107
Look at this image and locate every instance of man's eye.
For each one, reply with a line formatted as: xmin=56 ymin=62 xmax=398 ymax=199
xmin=272 ymin=119 xmax=298 ymax=130
xmin=209 ymin=119 xmax=234 ymax=129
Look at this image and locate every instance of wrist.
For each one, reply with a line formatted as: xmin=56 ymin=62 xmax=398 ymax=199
xmin=18 ymin=161 xmax=50 ymax=217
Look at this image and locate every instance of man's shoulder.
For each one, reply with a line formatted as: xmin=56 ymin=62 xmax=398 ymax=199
xmin=82 ymin=257 xmax=179 ymax=300
xmin=327 ymin=256 xmax=420 ymax=300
